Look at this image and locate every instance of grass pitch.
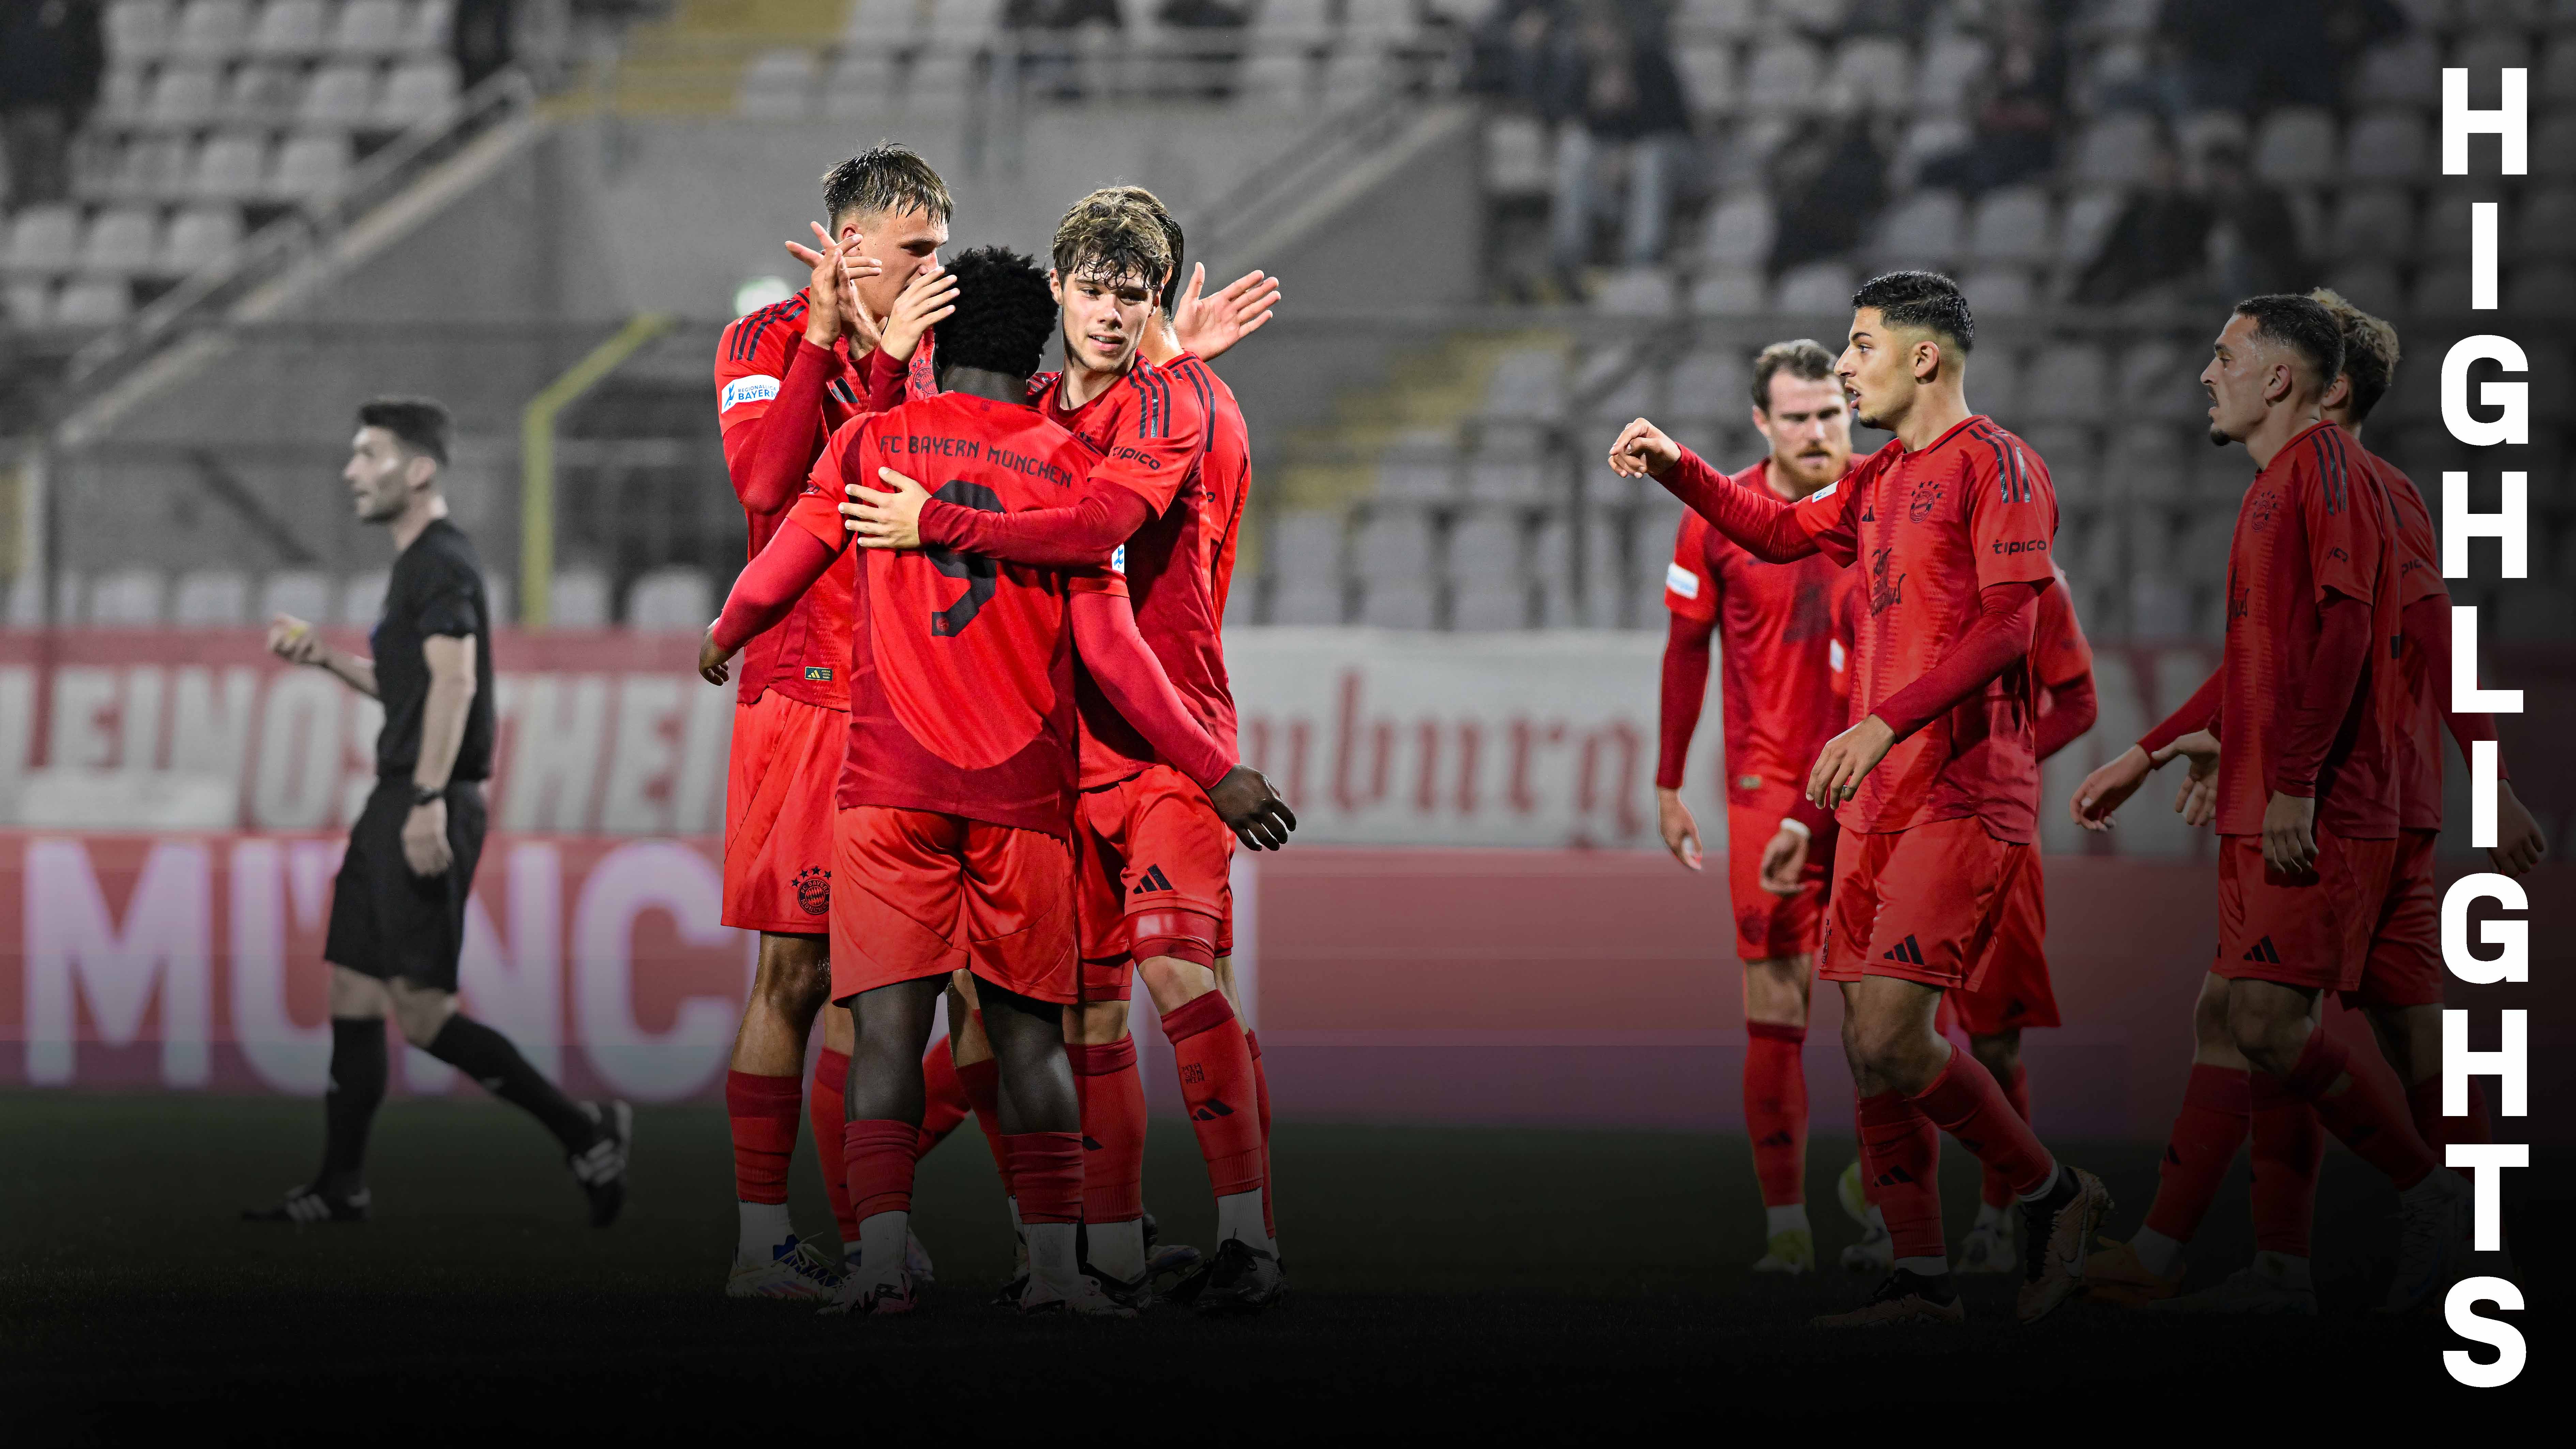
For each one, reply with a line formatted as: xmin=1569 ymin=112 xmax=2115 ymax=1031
xmin=1 ymin=1094 xmax=2537 ymax=1437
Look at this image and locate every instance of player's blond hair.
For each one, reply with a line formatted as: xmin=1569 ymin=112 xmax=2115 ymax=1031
xmin=1051 ymin=190 xmax=1173 ymax=292
xmin=821 ymin=143 xmax=953 ymax=228
xmin=2306 ymin=287 xmax=2402 ymax=423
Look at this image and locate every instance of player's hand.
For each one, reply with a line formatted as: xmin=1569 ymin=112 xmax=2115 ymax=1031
xmin=877 ymin=263 xmax=959 ymax=365
xmin=845 ymin=466 xmax=930 ymax=550
xmin=698 ymin=625 xmax=736 ymax=686
xmin=1206 ymin=765 xmax=1297 ymax=851
xmin=1758 ymin=824 xmax=1810 ymax=896
xmin=786 ymin=222 xmax=882 ymax=349
xmin=401 ymin=797 xmax=452 ymax=878
xmin=267 ymin=612 xmax=327 ymax=667
xmin=2490 ymin=781 xmax=2548 ymax=875
xmin=1606 ymin=417 xmax=1681 ymax=480
xmin=2153 ymin=730 xmax=2220 ymax=828
xmin=2260 ymin=791 xmax=2318 ymax=876
xmin=1806 ymin=715 xmax=1895 ymax=811
xmin=1171 ymin=265 xmax=1280 ymax=362
xmin=1655 ymin=786 xmax=1702 ymax=870
xmin=2072 ymin=744 xmax=2153 ymax=831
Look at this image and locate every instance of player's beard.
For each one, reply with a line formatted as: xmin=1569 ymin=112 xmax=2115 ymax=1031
xmin=356 ymin=477 xmax=407 ymax=523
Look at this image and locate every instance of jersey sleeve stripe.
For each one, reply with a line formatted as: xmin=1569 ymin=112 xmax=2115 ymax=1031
xmin=2311 ymin=426 xmax=2348 ymax=515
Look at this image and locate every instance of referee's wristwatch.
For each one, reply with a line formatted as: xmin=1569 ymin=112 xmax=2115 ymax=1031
xmin=411 ymin=783 xmax=445 ymax=808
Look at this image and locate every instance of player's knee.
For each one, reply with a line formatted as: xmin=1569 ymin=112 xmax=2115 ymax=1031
xmin=388 ymin=989 xmax=453 ymax=1048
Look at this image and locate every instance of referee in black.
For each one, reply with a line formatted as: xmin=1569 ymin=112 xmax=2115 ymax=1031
xmin=246 ymin=397 xmax=632 ymax=1227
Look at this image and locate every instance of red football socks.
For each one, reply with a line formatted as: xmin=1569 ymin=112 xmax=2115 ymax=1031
xmin=1857 ymin=1089 xmax=1943 ymax=1260
xmin=954 ymin=1052 xmax=1015 ymax=1194
xmin=2143 ymin=1064 xmax=2250 ymax=1242
xmin=2248 ymin=1072 xmax=2323 ymax=1256
xmin=1743 ymin=1021 xmax=1809 ymax=1208
xmin=1978 ymin=1059 xmax=2033 ymax=1211
xmin=1907 ymin=1047 xmax=2054 ymax=1199
xmin=2409 ymin=1074 xmax=2491 ymax=1151
xmin=1246 ymin=1027 xmax=1277 ymax=1238
xmin=724 ymin=1069 xmax=802 ymax=1206
xmin=1005 ymin=1132 xmax=1085 ymax=1224
xmin=842 ymin=1118 xmax=920 ymax=1221
xmin=1161 ymin=991 xmax=1265 ymax=1199
xmin=918 ymin=1036 xmax=971 ymax=1158
xmin=1069 ymin=1036 xmax=1148 ymax=1225
xmin=2280 ymin=1026 xmax=2437 ymax=1190
xmin=809 ymin=1048 xmax=855 ymax=1243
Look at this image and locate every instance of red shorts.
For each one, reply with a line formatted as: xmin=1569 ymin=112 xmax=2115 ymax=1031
xmin=1821 ymin=815 xmax=2029 ymax=992
xmin=1947 ymin=850 xmax=2060 ymax=1036
xmin=1726 ymin=787 xmax=1830 ymax=962
xmin=722 ymin=691 xmax=844 ymax=934
xmin=1072 ymin=765 xmax=1235 ymax=1003
xmin=2344 ymin=828 xmax=2443 ymax=1010
xmin=829 ymin=805 xmax=1077 ymax=1006
xmin=2212 ymin=828 xmax=2400 ymax=993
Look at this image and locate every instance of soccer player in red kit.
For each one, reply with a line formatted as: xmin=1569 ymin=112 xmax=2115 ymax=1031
xmin=846 ymin=190 xmax=1289 ymax=1311
xmin=1654 ymin=339 xmax=1856 ymax=1277
xmin=700 ymin=245 xmax=1293 ymax=1316
xmin=2070 ymin=295 xmax=2469 ymax=1313
xmin=710 ymin=143 xmax=962 ymax=1297
xmin=1610 ymin=271 xmax=2109 ymax=1327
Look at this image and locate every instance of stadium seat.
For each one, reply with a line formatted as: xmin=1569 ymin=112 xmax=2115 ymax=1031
xmin=1690 ymin=269 xmax=1765 ymax=315
xmin=332 ymin=570 xmax=384 ymax=625
xmin=2251 ymin=108 xmax=2336 ymax=185
xmin=53 ymin=278 xmax=133 ymax=326
xmin=299 ymin=61 xmax=378 ymax=127
xmin=2106 ymin=424 xmax=2184 ymax=504
xmin=1267 ymin=507 xmax=1344 ymax=582
xmin=173 ymin=569 xmax=252 ymax=626
xmin=259 ymin=569 xmax=332 ymax=622
xmin=1975 ymin=345 xmax=2026 ymax=423
xmin=1697 ymin=191 xmax=1775 ymax=267
xmin=1957 ymin=266 xmax=2035 ymax=315
xmin=2175 ymin=107 xmax=2250 ymax=162
xmin=2352 ymin=33 xmax=2441 ymax=107
xmin=400 ymin=0 xmax=455 ymax=57
xmin=159 ymin=203 xmax=243 ymax=271
xmin=1376 ymin=435 xmax=1462 ymax=503
xmin=1342 ymin=2 xmax=1421 ymax=46
xmin=844 ymin=0 xmax=920 ymax=43
xmin=1863 ymin=189 xmax=1964 ymax=269
xmin=5 ymin=204 xmax=82 ymax=275
xmin=2055 ymin=186 xmax=2124 ymax=269
xmin=1829 ymin=37 xmax=1911 ymax=112
xmin=190 ymin=133 xmax=270 ymax=199
xmin=1771 ymin=260 xmax=1855 ymax=315
xmin=2021 ymin=425 xmax=2096 ymax=495
xmin=1770 ymin=0 xmax=1847 ymax=33
xmin=821 ymin=54 xmax=901 ymax=119
xmin=737 ymin=48 xmax=819 ymax=120
xmin=1674 ymin=0 xmax=1756 ymax=38
xmin=109 ymin=135 xmax=198 ymax=198
xmin=1466 ymin=448 xmax=1549 ymax=504
xmin=1917 ymin=34 xmax=1988 ymax=115
xmin=107 ymin=0 xmax=176 ymax=61
xmin=2321 ymin=261 xmax=2404 ymax=318
xmin=1480 ymin=348 xmax=1566 ymax=423
xmin=1965 ymin=186 xmax=2052 ymax=265
xmin=1673 ymin=42 xmax=1736 ymax=117
xmin=1666 ymin=347 xmax=1750 ymax=421
xmin=1484 ymin=113 xmax=1549 ymax=197
xmin=1321 ymin=49 xmax=1386 ymax=110
xmin=173 ymin=0 xmax=254 ymax=60
xmin=1445 ymin=507 xmax=1523 ymax=589
xmin=624 ymin=567 xmax=713 ymax=630
xmin=331 ymin=0 xmax=403 ymax=54
xmin=249 ymin=0 xmax=330 ymax=57
xmin=2543 ymin=35 xmax=2576 ymax=107
xmin=1893 ymin=115 xmax=1972 ymax=185
xmin=2070 ymin=112 xmax=2158 ymax=185
xmin=225 ymin=61 xmax=305 ymax=122
xmin=1592 ymin=266 xmax=1677 ymax=317
xmin=2 ymin=281 xmax=48 ymax=329
xmin=2506 ymin=265 xmax=2576 ymax=318
xmin=145 ymin=63 xmax=224 ymax=128
xmin=2343 ymin=109 xmax=2432 ymax=182
xmin=97 ymin=63 xmax=149 ymax=122
xmin=2116 ymin=338 xmax=2202 ymax=422
xmin=2451 ymin=29 xmax=2534 ymax=83
xmin=550 ymin=568 xmax=610 ymax=628
xmin=80 ymin=208 xmax=162 ymax=276
xmin=1531 ymin=511 xmax=1599 ymax=628
xmin=89 ymin=568 xmax=169 ymax=624
xmin=1741 ymin=39 xmax=1824 ymax=113
xmin=2535 ymin=112 xmax=2576 ymax=178
xmin=2517 ymin=187 xmax=2576 ymax=258
xmin=2022 ymin=342 xmax=2110 ymax=423
xmin=2323 ymin=186 xmax=2417 ymax=260
xmin=375 ymin=58 xmax=460 ymax=128
xmin=1252 ymin=0 xmax=1332 ymax=48
xmin=1360 ymin=579 xmax=1437 ymax=629
xmin=270 ymin=132 xmax=352 ymax=197
xmin=2418 ymin=186 xmax=2484 ymax=256
xmin=2411 ymin=262 xmax=2473 ymax=314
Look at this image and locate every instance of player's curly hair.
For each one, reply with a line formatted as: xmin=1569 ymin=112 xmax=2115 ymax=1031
xmin=1051 ymin=190 xmax=1173 ymax=292
xmin=2307 ymin=287 xmax=2401 ymax=423
xmin=930 ymin=246 xmax=1057 ymax=384
xmin=1100 ymin=184 xmax=1186 ymax=316
xmin=1749 ymin=339 xmax=1837 ymax=414
xmin=1852 ymin=270 xmax=1974 ymax=356
xmin=821 ymin=142 xmax=953 ymax=228
xmin=2234 ymin=293 xmax=2346 ymax=394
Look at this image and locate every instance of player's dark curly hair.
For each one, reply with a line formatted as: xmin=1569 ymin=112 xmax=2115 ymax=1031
xmin=1102 ymin=184 xmax=1186 ymax=316
xmin=1051 ymin=190 xmax=1172 ymax=292
xmin=821 ymin=142 xmax=953 ymax=228
xmin=356 ymin=396 xmax=450 ymax=465
xmin=1851 ymin=270 xmax=1974 ymax=355
xmin=2234 ymin=293 xmax=2346 ymax=393
xmin=2307 ymin=287 xmax=2400 ymax=423
xmin=930 ymin=246 xmax=1057 ymax=384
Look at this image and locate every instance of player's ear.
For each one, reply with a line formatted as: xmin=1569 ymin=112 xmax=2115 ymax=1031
xmin=404 ymin=452 xmax=437 ymax=491
xmin=1048 ymin=269 xmax=1064 ymax=305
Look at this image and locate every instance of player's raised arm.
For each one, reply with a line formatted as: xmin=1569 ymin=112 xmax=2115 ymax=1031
xmin=1609 ymin=418 xmax=1827 ymax=564
xmin=1164 ymin=264 xmax=1280 ymax=363
xmin=1069 ymin=587 xmax=1295 ymax=851
xmin=845 ymin=463 xmax=1154 ymax=565
xmin=700 ymin=443 xmax=860 ymax=682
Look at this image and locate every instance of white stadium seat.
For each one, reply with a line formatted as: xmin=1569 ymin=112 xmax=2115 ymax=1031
xmin=2324 ymin=186 xmax=2416 ymax=260
xmin=145 ymin=64 xmax=224 ymax=128
xmin=53 ymin=278 xmax=133 ymax=327
xmin=2070 ymin=112 xmax=2158 ymax=185
xmin=338 ymin=570 xmax=389 ymax=625
xmin=89 ymin=568 xmax=169 ymax=623
xmin=331 ymin=0 xmax=404 ymax=54
xmin=1916 ymin=35 xmax=1987 ymax=114
xmin=259 ymin=569 xmax=333 ymax=623
xmin=1830 ymin=37 xmax=1912 ymax=112
xmin=2351 ymin=33 xmax=2440 ymax=107
xmin=1674 ymin=0 xmax=1757 ymax=38
xmin=1666 ymin=348 xmax=1750 ymax=420
xmin=2517 ymin=188 xmax=2576 ymax=259
xmin=2251 ymin=108 xmax=2337 ymax=185
xmin=624 ymin=568 xmax=714 ymax=630
xmin=5 ymin=205 xmax=83 ymax=274
xmin=2343 ymin=109 xmax=2430 ymax=183
xmin=1592 ymin=266 xmax=1677 ymax=317
xmin=3 ymin=281 xmax=50 ymax=329
xmin=190 ymin=133 xmax=271 ymax=199
xmin=173 ymin=570 xmax=252 ymax=626
xmin=159 ymin=203 xmax=244 ymax=272
xmin=1771 ymin=259 xmax=1855 ymax=314
xmin=1966 ymin=186 xmax=2053 ymax=265
xmin=1741 ymin=39 xmax=1823 ymax=112
xmin=1959 ymin=266 xmax=2036 ymax=315
xmin=81 ymin=208 xmax=163 ymax=276
xmin=374 ymin=58 xmax=459 ymax=127
xmin=2022 ymin=342 xmax=2110 ymax=422
xmin=107 ymin=0 xmax=177 ymax=61
xmin=249 ymin=0 xmax=330 ymax=57
xmin=270 ymin=132 xmax=353 ymax=197
xmin=298 ymin=61 xmax=378 ymax=126
xmin=1865 ymin=189 xmax=1965 ymax=269
xmin=1690 ymin=268 xmax=1765 ymax=315
xmin=737 ymin=48 xmax=819 ymax=120
xmin=1252 ymin=0 xmax=1333 ymax=48
xmin=173 ymin=0 xmax=255 ymax=60
xmin=401 ymin=0 xmax=454 ymax=56
xmin=1673 ymin=42 xmax=1736 ymax=117
xmin=844 ymin=0 xmax=921 ymax=43
xmin=1697 ymin=191 xmax=1774 ymax=266
xmin=225 ymin=61 xmax=306 ymax=122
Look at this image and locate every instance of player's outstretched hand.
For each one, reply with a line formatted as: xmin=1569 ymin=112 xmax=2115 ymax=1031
xmin=268 ymin=613 xmax=327 ymax=667
xmin=1655 ymin=786 xmax=1702 ymax=870
xmin=697 ymin=625 xmax=735 ymax=686
xmin=786 ymin=222 xmax=882 ymax=349
xmin=845 ymin=466 xmax=930 ymax=550
xmin=1172 ymin=265 xmax=1280 ymax=362
xmin=2071 ymin=744 xmax=2153 ymax=831
xmin=1806 ymin=715 xmax=1895 ymax=811
xmin=1207 ymin=765 xmax=1296 ymax=851
xmin=1758 ymin=824 xmax=1810 ymax=896
xmin=1606 ymin=417 xmax=1681 ymax=480
xmin=879 ymin=263 xmax=959 ymax=366
xmin=2260 ymin=790 xmax=2318 ymax=876
xmin=2491 ymin=781 xmax=2548 ymax=875
xmin=2152 ymin=730 xmax=2220 ymax=828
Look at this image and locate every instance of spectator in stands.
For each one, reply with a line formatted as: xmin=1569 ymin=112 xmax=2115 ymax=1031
xmin=1158 ymin=1 xmax=1250 ymax=102
xmin=1768 ymin=112 xmax=1888 ymax=275
xmin=454 ymin=0 xmax=514 ymax=92
xmin=1917 ymin=0 xmax=2068 ymax=195
xmin=1007 ymin=0 xmax=1126 ymax=99
xmin=2072 ymin=127 xmax=2214 ymax=308
xmin=1550 ymin=0 xmax=1690 ymax=284
xmin=2150 ymin=0 xmax=2403 ymax=115
xmin=1467 ymin=0 xmax=1576 ymax=112
xmin=0 ymin=0 xmax=104 ymax=210
xmin=2201 ymin=140 xmax=2308 ymax=299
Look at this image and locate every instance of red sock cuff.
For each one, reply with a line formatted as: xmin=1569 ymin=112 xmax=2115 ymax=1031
xmin=1067 ymin=1036 xmax=1139 ymax=1076
xmin=2281 ymin=1027 xmax=2348 ymax=1102
xmin=1746 ymin=1020 xmax=1807 ymax=1044
xmin=1158 ymin=989 xmax=1237 ymax=1044
xmin=1005 ymin=1131 xmax=1085 ymax=1223
xmin=2185 ymin=1062 xmax=2253 ymax=1111
xmin=842 ymin=1119 xmax=920 ymax=1220
xmin=726 ymin=1069 xmax=804 ymax=1112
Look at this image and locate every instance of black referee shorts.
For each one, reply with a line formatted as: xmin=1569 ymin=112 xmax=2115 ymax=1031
xmin=324 ymin=779 xmax=488 ymax=992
